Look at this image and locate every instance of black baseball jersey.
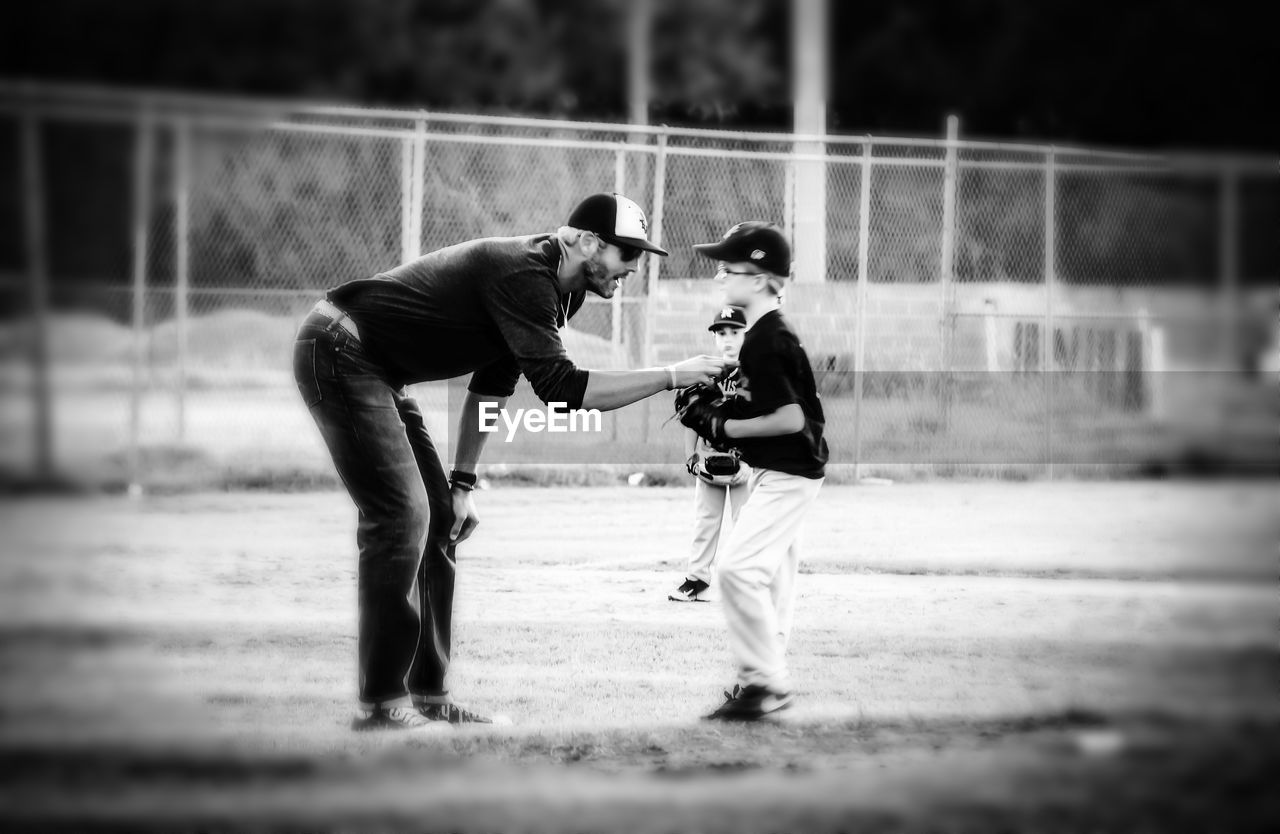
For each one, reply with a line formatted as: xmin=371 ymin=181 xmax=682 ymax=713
xmin=727 ymin=310 xmax=828 ymax=479
xmin=327 ymin=235 xmax=589 ymax=407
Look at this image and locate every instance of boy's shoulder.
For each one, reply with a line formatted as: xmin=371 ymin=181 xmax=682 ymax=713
xmin=744 ymin=311 xmax=803 ymax=352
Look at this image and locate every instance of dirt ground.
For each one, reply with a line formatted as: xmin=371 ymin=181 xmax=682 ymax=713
xmin=0 ymin=480 xmax=1276 ymax=832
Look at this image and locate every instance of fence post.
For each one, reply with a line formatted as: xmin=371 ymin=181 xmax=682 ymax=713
xmin=1043 ymin=147 xmax=1058 ymax=477
xmin=1147 ymin=314 xmax=1167 ymax=421
xmin=611 ymin=146 xmax=627 ymax=443
xmin=21 ymin=111 xmax=53 ymax=480
xmin=783 ymin=158 xmax=795 ymax=245
xmin=852 ymin=140 xmax=872 ymax=482
xmin=173 ymin=118 xmax=191 ymax=443
xmin=129 ymin=108 xmax=156 ymax=494
xmin=403 ymin=117 xmax=427 ymax=262
xmin=612 ymin=147 xmax=626 ymax=353
xmin=938 ymin=115 xmax=959 ymax=442
xmin=641 ymin=131 xmax=668 ymax=444
xmin=400 ymin=130 xmax=415 ymax=263
xmin=1218 ymin=166 xmax=1239 ymax=370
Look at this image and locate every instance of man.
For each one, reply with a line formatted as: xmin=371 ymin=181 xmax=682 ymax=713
xmin=293 ymin=193 xmax=729 ymax=731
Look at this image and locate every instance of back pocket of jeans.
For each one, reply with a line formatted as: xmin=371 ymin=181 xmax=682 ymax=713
xmin=293 ymin=339 xmax=322 ymax=407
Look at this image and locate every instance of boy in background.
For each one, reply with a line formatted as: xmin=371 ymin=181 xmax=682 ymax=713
xmin=678 ymin=222 xmax=828 ymax=721
xmin=669 ymin=306 xmax=752 ymax=603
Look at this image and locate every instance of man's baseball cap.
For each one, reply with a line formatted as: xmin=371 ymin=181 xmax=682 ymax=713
xmin=708 ymin=305 xmax=747 ymax=331
xmin=693 ymin=221 xmax=791 ymax=277
xmin=568 ymin=193 xmax=669 ymax=257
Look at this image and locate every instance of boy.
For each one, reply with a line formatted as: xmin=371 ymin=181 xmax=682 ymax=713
xmin=669 ymin=305 xmax=752 ymax=603
xmin=678 ymin=221 xmax=828 ymax=721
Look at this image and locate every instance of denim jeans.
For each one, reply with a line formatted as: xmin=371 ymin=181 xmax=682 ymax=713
xmin=293 ymin=310 xmax=456 ymax=707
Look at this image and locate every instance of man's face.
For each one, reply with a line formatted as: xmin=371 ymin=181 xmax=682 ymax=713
xmin=712 ymin=325 xmax=744 ymax=361
xmin=582 ymin=240 xmax=641 ymax=299
xmin=715 ymin=261 xmax=767 ymax=307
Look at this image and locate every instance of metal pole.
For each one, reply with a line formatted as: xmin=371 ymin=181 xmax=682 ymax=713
xmin=641 ymin=132 xmax=668 ymax=443
xmin=1044 ymin=147 xmax=1058 ymax=477
xmin=408 ymin=117 xmax=427 ymax=260
xmin=792 ymin=0 xmax=828 ymax=283
xmin=400 ymin=132 xmax=415 ymax=264
xmin=1218 ymin=168 xmax=1239 ymax=370
xmin=611 ymin=147 xmax=627 ymax=443
xmin=173 ymin=118 xmax=191 ymax=442
xmin=939 ymin=115 xmax=959 ymax=440
xmin=783 ymin=158 xmax=795 ymax=244
xmin=627 ymin=0 xmax=651 ymax=128
xmin=852 ymin=140 xmax=872 ymax=481
xmin=129 ymin=110 xmax=155 ymax=494
xmin=612 ymin=148 xmax=626 ymax=352
xmin=21 ymin=113 xmax=53 ymax=479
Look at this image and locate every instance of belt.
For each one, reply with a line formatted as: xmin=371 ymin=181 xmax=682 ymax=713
xmin=312 ymin=299 xmax=361 ymax=342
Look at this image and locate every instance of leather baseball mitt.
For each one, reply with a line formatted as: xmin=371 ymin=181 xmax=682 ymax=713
xmin=675 ymin=381 xmax=730 ymax=448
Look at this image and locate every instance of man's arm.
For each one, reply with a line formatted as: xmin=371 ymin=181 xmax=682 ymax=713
xmin=724 ymin=403 xmax=805 ymax=440
xmin=448 ymin=390 xmax=509 ymax=544
xmin=581 ymin=357 xmax=728 ymax=412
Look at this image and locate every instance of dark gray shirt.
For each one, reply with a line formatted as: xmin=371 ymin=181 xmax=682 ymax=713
xmin=327 ymin=234 xmax=589 ymax=408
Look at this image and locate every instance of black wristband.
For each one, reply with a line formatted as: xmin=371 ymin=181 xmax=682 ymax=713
xmin=449 ymin=469 xmax=477 ymax=491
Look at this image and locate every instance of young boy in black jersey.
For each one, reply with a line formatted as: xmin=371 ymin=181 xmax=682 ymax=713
xmin=679 ymin=222 xmax=828 ymax=721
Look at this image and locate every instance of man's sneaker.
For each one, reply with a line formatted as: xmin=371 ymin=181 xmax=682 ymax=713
xmin=702 ymin=684 xmax=794 ymax=722
xmin=418 ymin=702 xmax=512 ymax=726
xmin=351 ymin=705 xmax=447 ymax=732
xmin=669 ymin=577 xmax=711 ymax=602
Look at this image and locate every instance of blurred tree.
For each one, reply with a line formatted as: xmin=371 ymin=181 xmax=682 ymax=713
xmin=0 ymin=0 xmax=1270 ymax=149
xmin=648 ymin=0 xmax=788 ymax=124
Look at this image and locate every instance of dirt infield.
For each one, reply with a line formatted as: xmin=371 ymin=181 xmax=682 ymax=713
xmin=0 ymin=481 xmax=1276 ymax=831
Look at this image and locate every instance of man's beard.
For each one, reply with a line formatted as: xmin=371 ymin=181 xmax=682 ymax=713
xmin=582 ymin=254 xmax=612 ymax=294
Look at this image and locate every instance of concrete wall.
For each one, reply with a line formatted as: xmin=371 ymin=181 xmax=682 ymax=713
xmin=647 ymin=279 xmax=1245 ymax=373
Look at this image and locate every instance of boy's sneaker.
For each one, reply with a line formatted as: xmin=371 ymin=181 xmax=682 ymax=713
xmin=418 ymin=702 xmax=513 ymax=726
xmin=351 ymin=705 xmax=447 ymax=732
xmin=669 ymin=577 xmax=711 ymax=602
xmin=702 ymin=684 xmax=794 ymax=722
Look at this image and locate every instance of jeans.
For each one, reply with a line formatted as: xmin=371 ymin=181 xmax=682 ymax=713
xmin=292 ymin=310 xmax=455 ymax=707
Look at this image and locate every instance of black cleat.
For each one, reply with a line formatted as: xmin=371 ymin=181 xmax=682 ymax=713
xmin=702 ymin=684 xmax=794 ymax=721
xmin=669 ymin=577 xmax=711 ymax=602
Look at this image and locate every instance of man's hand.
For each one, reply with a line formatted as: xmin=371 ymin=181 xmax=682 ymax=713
xmin=668 ymin=355 xmax=733 ymax=389
xmin=449 ymin=488 xmax=480 ymax=544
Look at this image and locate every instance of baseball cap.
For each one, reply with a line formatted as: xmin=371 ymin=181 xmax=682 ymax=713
xmin=567 ymin=193 xmax=669 ymax=257
xmin=693 ymin=221 xmax=791 ymax=277
xmin=708 ymin=305 xmax=747 ymax=331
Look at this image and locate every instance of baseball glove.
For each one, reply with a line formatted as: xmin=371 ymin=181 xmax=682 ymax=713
xmin=685 ymin=450 xmax=747 ymax=487
xmin=674 ymin=381 xmax=730 ymax=448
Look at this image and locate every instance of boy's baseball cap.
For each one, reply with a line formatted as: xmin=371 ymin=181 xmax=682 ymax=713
xmin=693 ymin=221 xmax=791 ymax=277
xmin=568 ymin=193 xmax=669 ymax=256
xmin=708 ymin=306 xmax=747 ymax=331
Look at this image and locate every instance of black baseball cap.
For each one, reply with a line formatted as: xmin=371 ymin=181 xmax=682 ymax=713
xmin=708 ymin=305 xmax=747 ymax=331
xmin=567 ymin=193 xmax=669 ymax=257
xmin=693 ymin=221 xmax=791 ymax=277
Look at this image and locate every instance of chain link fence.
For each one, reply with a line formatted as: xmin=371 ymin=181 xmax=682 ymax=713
xmin=1 ymin=83 xmax=1276 ymax=488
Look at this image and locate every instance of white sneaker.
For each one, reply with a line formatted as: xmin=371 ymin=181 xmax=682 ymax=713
xmin=351 ymin=705 xmax=449 ymax=732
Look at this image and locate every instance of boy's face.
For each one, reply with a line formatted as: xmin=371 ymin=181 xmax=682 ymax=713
xmin=712 ymin=325 xmax=744 ymax=360
xmin=715 ymin=260 xmax=770 ymax=307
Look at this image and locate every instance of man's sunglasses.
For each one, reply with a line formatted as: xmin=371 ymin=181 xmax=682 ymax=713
xmin=609 ymin=241 xmax=642 ymax=262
